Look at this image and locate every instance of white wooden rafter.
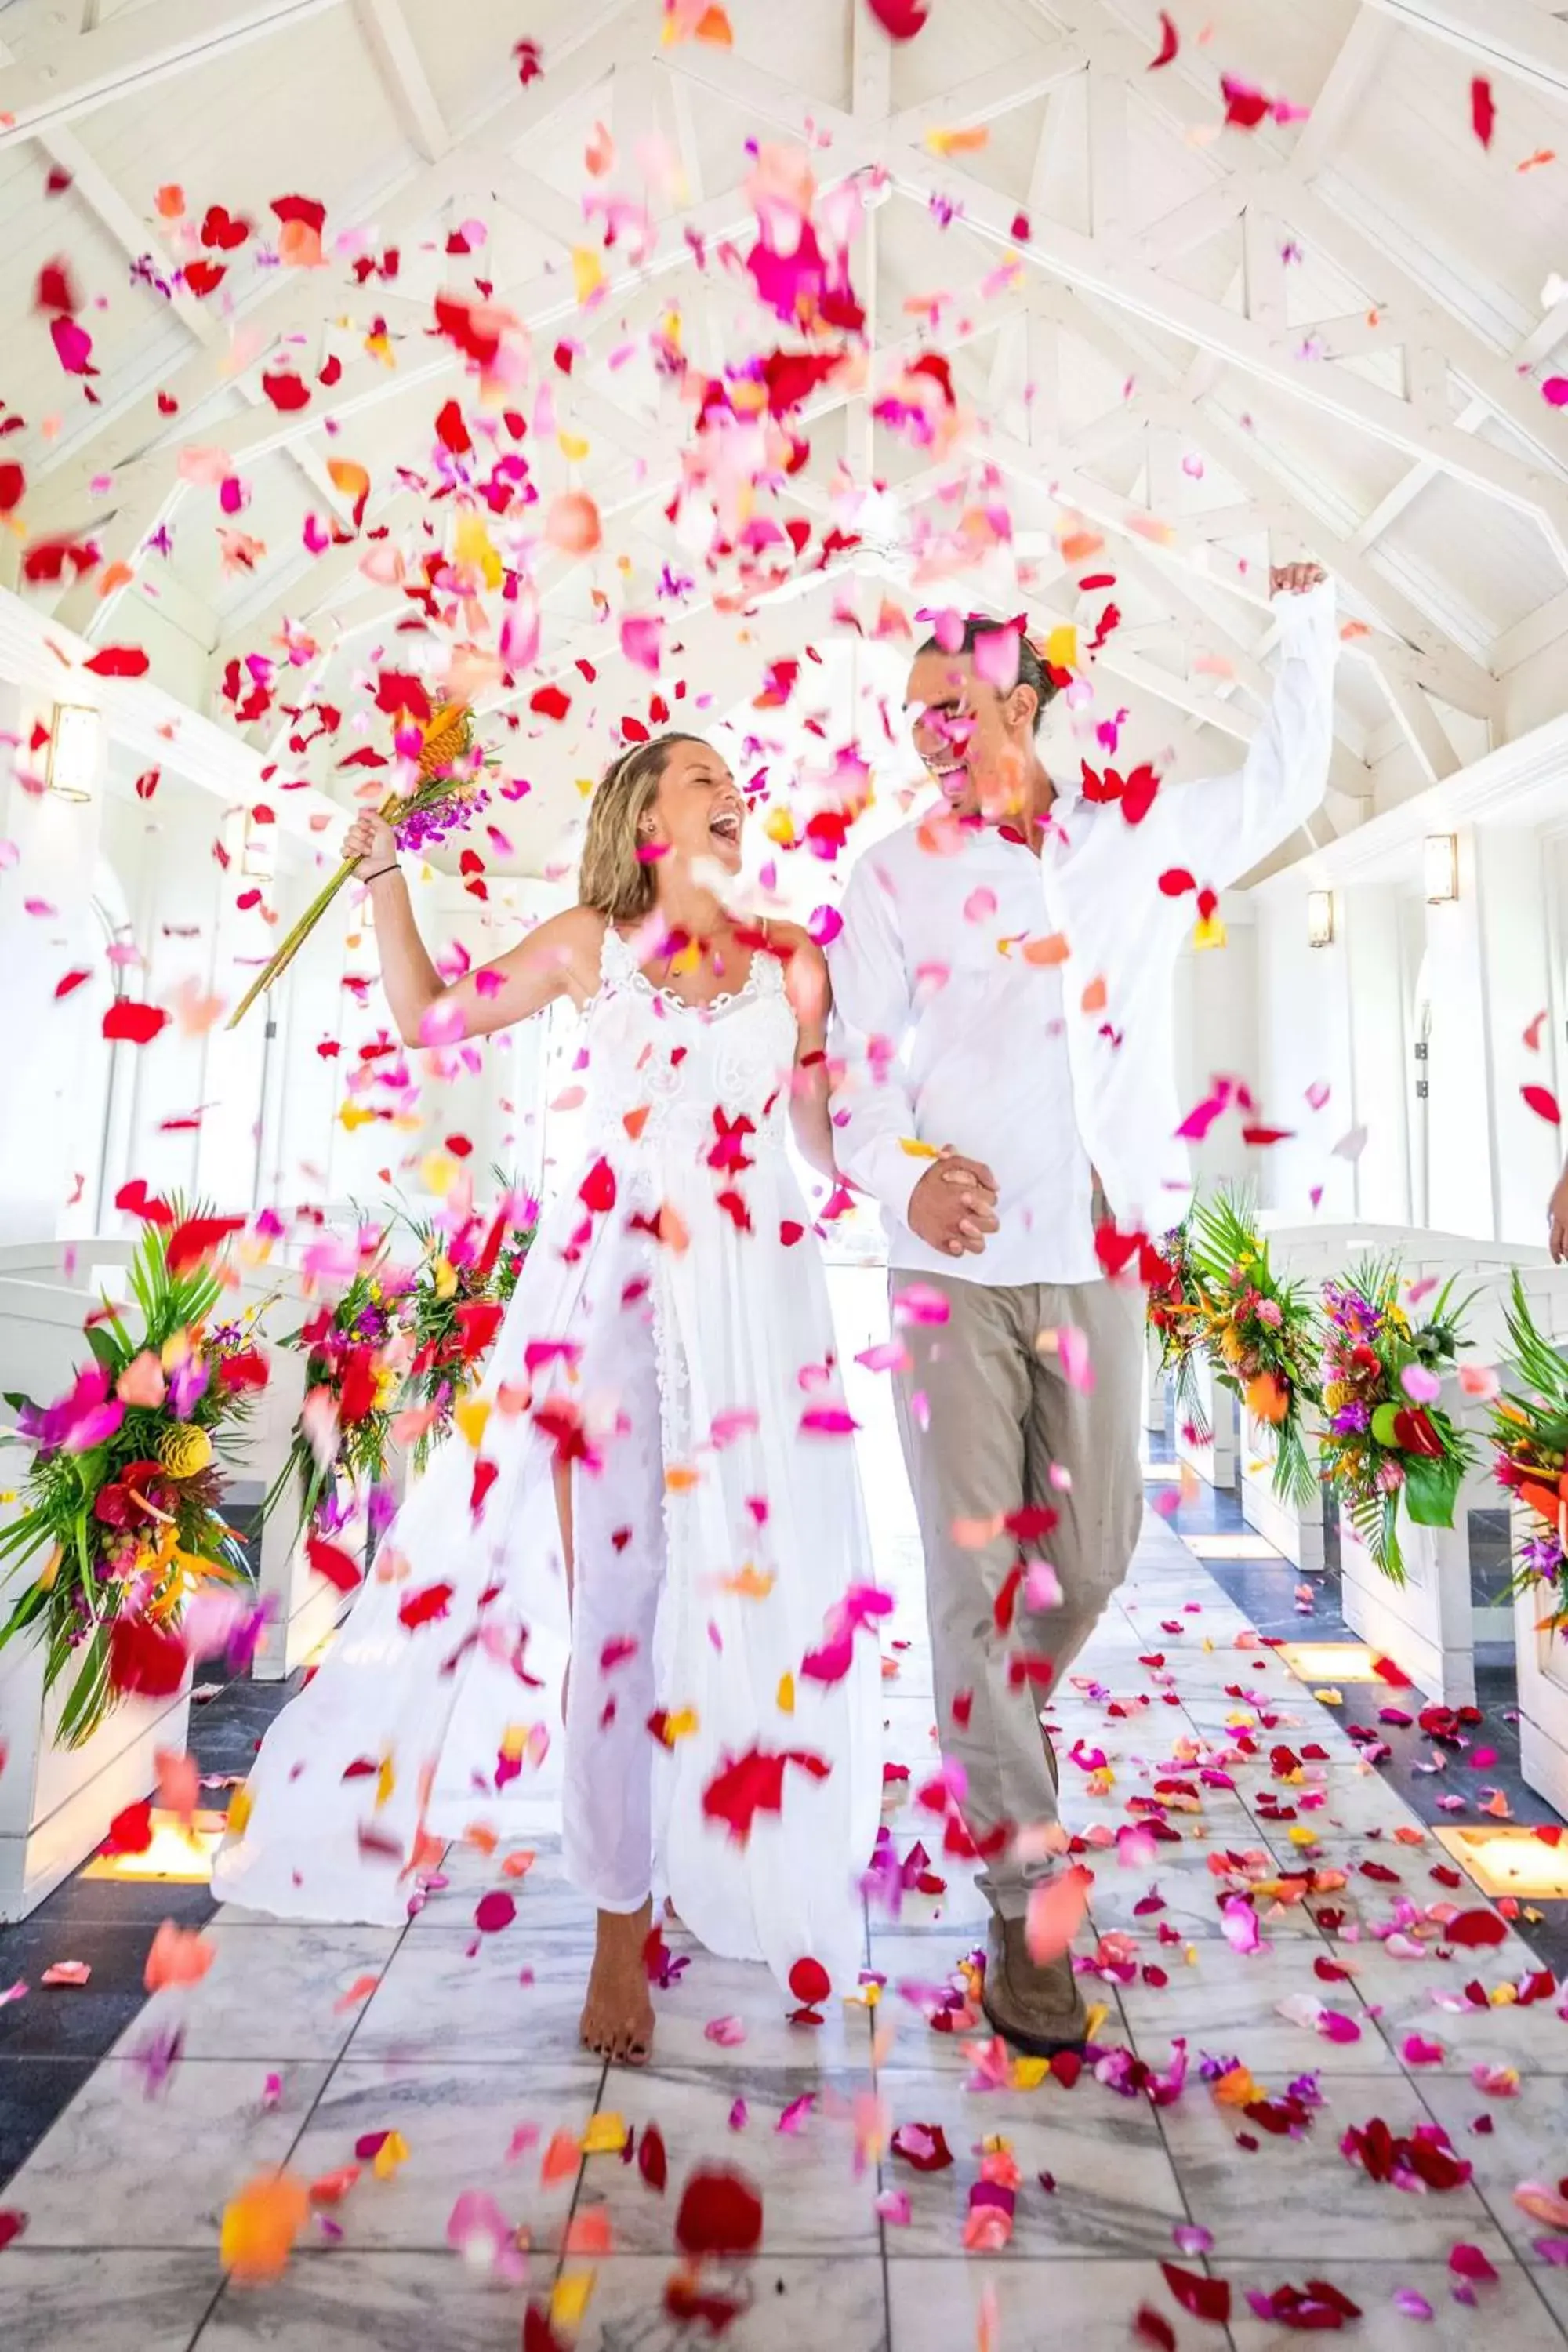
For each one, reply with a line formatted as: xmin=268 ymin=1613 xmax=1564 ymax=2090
xmin=5 ymin=0 xmax=1563 ymax=819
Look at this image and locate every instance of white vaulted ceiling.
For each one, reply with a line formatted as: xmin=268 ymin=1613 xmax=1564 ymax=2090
xmin=2 ymin=0 xmax=1566 ymax=880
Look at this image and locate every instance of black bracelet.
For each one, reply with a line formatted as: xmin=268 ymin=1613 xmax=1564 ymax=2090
xmin=361 ymin=864 xmax=401 ymax=885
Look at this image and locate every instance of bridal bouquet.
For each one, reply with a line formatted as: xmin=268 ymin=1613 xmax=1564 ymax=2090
xmin=266 ymin=1258 xmax=409 ymax=1542
xmin=1490 ymin=1274 xmax=1568 ymax=1634
xmin=0 ymin=1212 xmax=264 ymax=1745
xmin=1145 ymin=1217 xmax=1212 ymax=1446
xmin=397 ymin=1182 xmax=537 ymax=1474
xmin=1188 ymin=1189 xmax=1323 ymax=1508
xmin=227 ymin=700 xmax=489 ymax=1031
xmin=1318 ymin=1260 xmax=1474 ymax=1582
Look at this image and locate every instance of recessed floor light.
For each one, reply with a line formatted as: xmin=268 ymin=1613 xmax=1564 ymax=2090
xmin=1275 ymin=1641 xmax=1387 ymax=1683
xmin=80 ymin=1808 xmax=228 ymax=1884
xmin=1182 ymin=1534 xmax=1283 ymax=1561
xmin=1436 ymin=1825 xmax=1568 ymax=1899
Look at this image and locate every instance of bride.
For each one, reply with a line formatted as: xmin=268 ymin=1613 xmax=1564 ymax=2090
xmin=213 ymin=733 xmax=884 ymax=2063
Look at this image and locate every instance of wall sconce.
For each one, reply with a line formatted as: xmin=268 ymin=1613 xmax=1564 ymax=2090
xmin=1425 ymin=833 xmax=1459 ymax=904
xmin=1306 ymin=888 xmax=1335 ymax=949
xmin=46 ymin=703 xmax=100 ymax=802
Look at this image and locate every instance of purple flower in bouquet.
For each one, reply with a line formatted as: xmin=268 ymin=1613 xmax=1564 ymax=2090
xmin=396 ymin=784 xmax=490 ymax=855
xmin=167 ymin=1351 xmax=209 ymax=1419
xmin=1330 ymin=1401 xmax=1370 ymax=1436
xmin=1519 ymin=1532 xmax=1567 ymax=1587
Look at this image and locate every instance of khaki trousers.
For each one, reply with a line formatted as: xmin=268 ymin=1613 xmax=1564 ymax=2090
xmin=889 ymin=1272 xmax=1145 ymax=1920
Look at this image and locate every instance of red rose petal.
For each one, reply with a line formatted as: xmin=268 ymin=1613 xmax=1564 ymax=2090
xmin=673 ymin=2164 xmax=764 ymax=2256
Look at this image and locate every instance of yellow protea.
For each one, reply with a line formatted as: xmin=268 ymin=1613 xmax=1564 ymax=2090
xmin=1323 ymin=1380 xmax=1355 ymax=1412
xmin=416 ymin=700 xmax=473 ymax=782
xmin=158 ymin=1424 xmax=213 ymax=1479
xmin=1218 ymin=1326 xmax=1246 ymax=1365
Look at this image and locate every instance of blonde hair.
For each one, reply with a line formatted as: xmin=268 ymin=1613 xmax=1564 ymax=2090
xmin=577 ymin=732 xmax=706 ymax=922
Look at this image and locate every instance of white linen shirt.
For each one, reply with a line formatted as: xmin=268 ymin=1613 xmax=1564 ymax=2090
xmin=826 ymin=579 xmax=1339 ymax=1279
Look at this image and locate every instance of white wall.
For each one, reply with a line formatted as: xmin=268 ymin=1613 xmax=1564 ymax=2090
xmin=0 ymin=681 xmax=113 ymax=1242
xmin=1247 ymin=807 xmax=1568 ymax=1245
xmin=0 ymin=714 xmax=564 ymax=1244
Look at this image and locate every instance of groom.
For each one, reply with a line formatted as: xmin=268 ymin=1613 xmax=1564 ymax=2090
xmin=827 ymin=562 xmax=1337 ymax=2052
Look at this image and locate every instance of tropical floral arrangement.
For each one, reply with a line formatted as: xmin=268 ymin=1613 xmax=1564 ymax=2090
xmin=1318 ymin=1260 xmax=1475 ymax=1581
xmin=1145 ymin=1217 xmax=1212 ymax=1446
xmin=1490 ymin=1273 xmax=1568 ymax=1633
xmin=227 ymin=701 xmax=489 ymax=1030
xmin=0 ymin=1212 xmax=265 ymax=1746
xmin=266 ymin=1255 xmax=409 ymax=1544
xmin=1187 ymin=1189 xmax=1323 ymax=1508
xmin=397 ymin=1181 xmax=536 ymax=1474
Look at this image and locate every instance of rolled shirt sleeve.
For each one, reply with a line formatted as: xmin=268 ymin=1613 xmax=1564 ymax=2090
xmin=1162 ymin=578 xmax=1340 ymax=891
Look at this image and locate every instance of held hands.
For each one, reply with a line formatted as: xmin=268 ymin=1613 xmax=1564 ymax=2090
xmin=1269 ymin=561 xmax=1328 ymax=598
xmin=907 ymin=1146 xmax=1000 ymax=1259
xmin=343 ymin=809 xmax=400 ymax=876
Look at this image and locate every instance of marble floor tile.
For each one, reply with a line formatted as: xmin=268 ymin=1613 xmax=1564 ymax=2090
xmin=565 ymin=2254 xmax=890 ymax=2352
xmin=877 ymin=2065 xmax=1186 ymax=2256
xmin=1155 ymin=2069 xmax=1513 ymax=2260
xmin=350 ymin=1934 xmax=876 ymax=2074
xmin=197 ymin=2254 xmax=540 ymax=2350
xmin=571 ymin=2065 xmax=881 ymax=2256
xmin=1535 ymin=2270 xmax=1568 ymax=2337
xmin=0 ymin=2250 xmax=219 ymax=2352
xmin=1406 ymin=2071 xmax=1568 ymax=2261
xmin=348 ymin=1933 xmax=602 ymax=2065
xmin=1114 ymin=1935 xmax=1400 ymax=2076
xmin=1083 ymin=1854 xmax=1327 ymax=1944
xmin=111 ymin=1921 xmax=405 ymax=2063
xmin=1224 ymin=2258 xmax=1566 ymax=2348
xmin=1341 ymin=1944 xmax=1568 ymax=2074
xmin=285 ymin=2058 xmax=606 ymax=2251
xmin=409 ymin=1842 xmax=597 ymax=1940
xmin=4 ymin=2056 xmax=329 ymax=2247
xmin=887 ymin=2256 xmax=1193 ymax=2351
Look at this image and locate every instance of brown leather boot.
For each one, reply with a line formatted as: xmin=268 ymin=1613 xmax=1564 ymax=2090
xmin=981 ymin=1914 xmax=1088 ymax=2056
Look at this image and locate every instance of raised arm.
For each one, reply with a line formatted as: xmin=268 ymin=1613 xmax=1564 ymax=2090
xmin=343 ymin=808 xmax=603 ymax=1044
xmin=1161 ymin=564 xmax=1340 ymax=891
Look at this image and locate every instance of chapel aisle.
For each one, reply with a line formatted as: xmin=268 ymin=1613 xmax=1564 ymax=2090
xmin=0 ymin=1269 xmax=1566 ymax=2351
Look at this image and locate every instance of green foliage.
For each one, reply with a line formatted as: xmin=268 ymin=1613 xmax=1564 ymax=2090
xmin=0 ymin=1206 xmax=258 ymax=1749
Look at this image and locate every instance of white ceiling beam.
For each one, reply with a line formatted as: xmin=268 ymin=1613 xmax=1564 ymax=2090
xmin=887 ymin=44 xmax=1089 ymax=144
xmin=1363 ymin=0 xmax=1568 ymax=100
xmin=32 ymin=158 xmax=796 ymax=541
xmin=21 ymin=4 xmax=636 ymax=493
xmin=885 ymin=151 xmax=1568 ymax=565
xmin=1369 ymin=644 xmax=1467 ymax=782
xmin=486 ymin=163 xmax=590 ymax=254
xmin=1490 ymin=585 xmax=1568 ymax=675
xmin=1030 ymin=284 xmax=1499 ymax=714
xmin=0 ymin=0 xmax=344 ymax=143
xmin=1351 ymin=293 xmax=1568 ymax=556
xmin=351 ymin=0 xmax=449 ymax=162
xmin=1065 ymin=0 xmax=1568 ymax=463
xmin=1288 ymin=5 xmax=1393 ymax=180
xmin=1085 ymin=62 xmax=1126 ymax=242
xmin=851 ymin=0 xmax=893 ymax=122
xmin=1131 ymin=177 xmax=1252 ymax=267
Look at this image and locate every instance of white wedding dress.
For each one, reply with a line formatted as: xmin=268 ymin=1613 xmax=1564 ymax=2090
xmin=213 ymin=925 xmax=883 ymax=1998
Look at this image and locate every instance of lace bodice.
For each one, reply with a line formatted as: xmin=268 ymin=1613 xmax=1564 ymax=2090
xmin=579 ymin=924 xmax=799 ymax=1171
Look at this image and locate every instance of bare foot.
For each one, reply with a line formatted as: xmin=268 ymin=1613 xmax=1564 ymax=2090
xmin=579 ymin=1900 xmax=655 ymax=2066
